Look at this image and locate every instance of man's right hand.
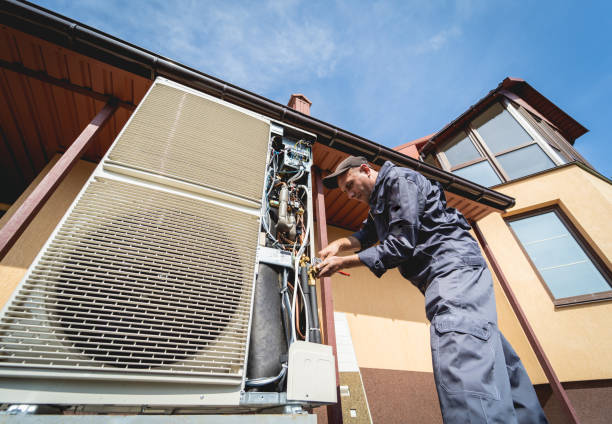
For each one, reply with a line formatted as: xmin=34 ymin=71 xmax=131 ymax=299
xmin=318 ymin=242 xmax=340 ymax=261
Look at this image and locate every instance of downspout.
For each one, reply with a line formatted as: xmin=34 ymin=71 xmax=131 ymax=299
xmin=471 ymin=221 xmax=581 ymax=424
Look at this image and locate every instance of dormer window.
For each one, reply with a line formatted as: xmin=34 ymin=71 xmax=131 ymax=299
xmin=434 ymin=99 xmax=566 ymax=187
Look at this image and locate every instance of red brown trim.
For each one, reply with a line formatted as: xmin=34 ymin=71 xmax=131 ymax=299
xmin=0 ymin=100 xmax=118 ymax=260
xmin=0 ymin=59 xmax=136 ymax=111
xmin=312 ymin=166 xmax=343 ymax=424
xmin=499 ymin=89 xmax=558 ymax=132
xmin=471 ymin=221 xmax=581 ymax=424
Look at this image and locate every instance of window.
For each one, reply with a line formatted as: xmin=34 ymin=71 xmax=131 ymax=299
xmin=436 ymin=99 xmax=565 ymax=187
xmin=507 ymin=207 xmax=612 ymax=306
xmin=440 ymin=132 xmax=502 ymax=187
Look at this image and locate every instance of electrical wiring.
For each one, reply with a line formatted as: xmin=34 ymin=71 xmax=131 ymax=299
xmin=294 ymin=291 xmax=305 ymax=340
xmin=245 ymin=363 xmax=288 ymax=387
xmin=290 ymin=201 xmax=311 ymax=343
xmin=295 ymin=267 xmax=309 ymax=341
xmin=263 ymin=142 xmax=313 ymax=345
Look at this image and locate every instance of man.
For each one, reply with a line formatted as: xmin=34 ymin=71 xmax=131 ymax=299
xmin=316 ymin=156 xmax=547 ymax=424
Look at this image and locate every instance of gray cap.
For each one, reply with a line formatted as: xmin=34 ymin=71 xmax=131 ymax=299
xmin=322 ymin=156 xmax=368 ymax=189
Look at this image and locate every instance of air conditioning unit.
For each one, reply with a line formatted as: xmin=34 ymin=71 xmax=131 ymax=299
xmin=0 ymin=78 xmax=335 ymax=414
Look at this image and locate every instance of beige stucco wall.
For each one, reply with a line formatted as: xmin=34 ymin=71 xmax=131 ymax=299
xmin=478 ymin=164 xmax=612 ymax=383
xmin=0 ymin=156 xmax=96 ymax=309
xmin=322 ymin=224 xmax=546 ymax=383
xmin=3 ymin=159 xmax=607 ymax=385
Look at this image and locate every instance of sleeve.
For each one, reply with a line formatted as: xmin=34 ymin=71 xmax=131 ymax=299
xmin=357 ymin=176 xmax=423 ymax=278
xmin=350 ymin=214 xmax=378 ymax=251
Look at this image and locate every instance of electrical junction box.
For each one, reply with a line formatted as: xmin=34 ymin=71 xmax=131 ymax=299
xmin=257 ymin=246 xmax=294 ymax=268
xmin=286 ymin=341 xmax=337 ymax=403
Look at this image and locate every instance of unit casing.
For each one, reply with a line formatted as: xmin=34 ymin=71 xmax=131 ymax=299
xmin=0 ymin=78 xmax=334 ymax=412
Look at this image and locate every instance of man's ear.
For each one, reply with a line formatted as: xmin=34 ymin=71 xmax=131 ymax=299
xmin=360 ymin=163 xmax=370 ymax=175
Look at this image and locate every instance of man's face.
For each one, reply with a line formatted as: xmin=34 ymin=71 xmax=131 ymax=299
xmin=338 ymin=165 xmax=375 ymax=203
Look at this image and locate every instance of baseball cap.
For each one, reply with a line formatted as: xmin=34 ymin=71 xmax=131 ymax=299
xmin=322 ymin=156 xmax=368 ymax=189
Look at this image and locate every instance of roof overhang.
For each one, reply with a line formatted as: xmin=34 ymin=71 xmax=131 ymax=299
xmin=0 ymin=0 xmax=515 ymax=228
xmin=414 ymin=77 xmax=588 ymax=157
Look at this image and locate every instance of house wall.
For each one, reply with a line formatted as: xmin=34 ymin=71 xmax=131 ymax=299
xmin=477 ymin=164 xmax=612 ymax=383
xmin=322 ymin=224 xmax=544 ymax=380
xmin=318 ymin=220 xmax=546 ymax=422
xmin=0 ymin=155 xmax=96 ymax=309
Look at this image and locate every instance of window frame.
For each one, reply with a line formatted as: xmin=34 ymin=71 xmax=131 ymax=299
xmin=436 ymin=130 xmax=505 ymax=184
xmin=502 ymin=98 xmax=566 ymax=166
xmin=436 ymin=99 xmax=566 ymax=186
xmin=505 ymin=205 xmax=612 ymax=307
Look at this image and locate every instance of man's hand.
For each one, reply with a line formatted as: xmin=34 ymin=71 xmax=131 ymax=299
xmin=315 ymin=253 xmax=362 ymax=278
xmin=318 ymin=235 xmax=361 ymax=261
xmin=318 ymin=242 xmax=340 ymax=261
xmin=316 ymin=256 xmax=345 ymax=278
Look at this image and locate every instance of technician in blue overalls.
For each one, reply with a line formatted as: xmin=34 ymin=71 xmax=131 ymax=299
xmin=316 ymin=156 xmax=548 ymax=424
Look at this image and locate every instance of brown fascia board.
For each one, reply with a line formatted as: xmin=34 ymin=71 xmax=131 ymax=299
xmin=508 ymin=80 xmax=588 ymax=144
xmin=0 ymin=0 xmax=515 ymax=211
xmin=419 ymin=77 xmax=588 ymax=155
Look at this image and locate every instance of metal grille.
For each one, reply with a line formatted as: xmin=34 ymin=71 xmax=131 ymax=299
xmin=107 ymin=82 xmax=270 ymax=202
xmin=0 ymin=178 xmax=259 ymax=380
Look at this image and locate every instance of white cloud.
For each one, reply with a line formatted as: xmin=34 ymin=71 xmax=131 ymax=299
xmin=136 ymin=0 xmax=342 ymax=92
xmin=415 ymin=26 xmax=462 ymax=54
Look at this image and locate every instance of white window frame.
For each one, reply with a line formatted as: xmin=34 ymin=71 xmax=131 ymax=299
xmin=502 ymin=98 xmax=566 ymax=166
xmin=436 ymin=99 xmax=566 ymax=185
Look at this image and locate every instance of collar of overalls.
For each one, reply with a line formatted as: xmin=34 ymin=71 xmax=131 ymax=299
xmin=368 ymin=161 xmax=394 ymax=207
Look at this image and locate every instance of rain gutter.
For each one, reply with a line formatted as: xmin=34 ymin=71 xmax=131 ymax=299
xmin=1 ymin=0 xmax=515 ymax=211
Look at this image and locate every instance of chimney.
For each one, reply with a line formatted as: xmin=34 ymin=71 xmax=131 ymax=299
xmin=287 ymin=94 xmax=312 ymax=115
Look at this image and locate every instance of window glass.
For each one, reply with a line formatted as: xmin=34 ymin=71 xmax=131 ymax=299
xmin=509 ymin=211 xmax=611 ymax=299
xmin=453 ymin=160 xmax=501 ymax=187
xmin=496 ymin=144 xmax=555 ymax=180
xmin=473 ymin=102 xmax=533 ymax=153
xmin=442 ymin=132 xmax=481 ymax=167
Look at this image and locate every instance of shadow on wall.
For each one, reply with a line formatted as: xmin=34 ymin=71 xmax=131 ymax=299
xmin=0 ymin=158 xmax=96 ymax=309
xmin=319 ymin=225 xmax=429 ymax=324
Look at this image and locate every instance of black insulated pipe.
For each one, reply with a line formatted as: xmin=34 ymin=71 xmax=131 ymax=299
xmin=299 ymin=266 xmax=321 ymax=343
xmin=2 ymin=0 xmax=515 ymax=211
xmin=246 ymin=263 xmax=286 ymax=390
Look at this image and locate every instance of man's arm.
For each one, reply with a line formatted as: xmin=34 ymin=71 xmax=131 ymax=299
xmin=357 ymin=176 xmax=423 ymax=278
xmin=318 ymin=235 xmax=362 ymax=260
xmin=316 ymin=252 xmax=362 ymax=277
xmin=316 ymin=202 xmax=378 ymax=278
xmin=316 ymin=236 xmax=362 ymax=278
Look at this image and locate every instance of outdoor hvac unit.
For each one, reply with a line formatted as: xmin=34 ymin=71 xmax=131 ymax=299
xmin=0 ymin=78 xmax=335 ymax=413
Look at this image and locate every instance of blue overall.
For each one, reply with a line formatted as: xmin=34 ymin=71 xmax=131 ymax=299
xmin=352 ymin=161 xmax=547 ymax=424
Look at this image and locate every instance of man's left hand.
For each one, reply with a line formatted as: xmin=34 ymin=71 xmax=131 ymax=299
xmin=316 ymin=256 xmax=346 ymax=278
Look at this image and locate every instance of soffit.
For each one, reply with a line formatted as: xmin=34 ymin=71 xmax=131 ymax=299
xmin=313 ymin=144 xmax=496 ymax=231
xmin=0 ymin=24 xmax=499 ymax=228
xmin=0 ymin=25 xmax=151 ymax=204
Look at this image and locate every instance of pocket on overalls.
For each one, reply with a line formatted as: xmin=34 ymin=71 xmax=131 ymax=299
xmin=433 ymin=314 xmax=499 ymax=400
xmin=461 ymin=255 xmax=486 ymax=268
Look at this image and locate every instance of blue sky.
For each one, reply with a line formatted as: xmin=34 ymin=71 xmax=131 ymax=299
xmin=35 ymin=0 xmax=611 ymax=177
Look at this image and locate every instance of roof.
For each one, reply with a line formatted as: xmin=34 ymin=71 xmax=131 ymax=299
xmin=402 ymin=77 xmax=588 ymax=156
xmin=0 ymin=0 xmax=515 ymax=229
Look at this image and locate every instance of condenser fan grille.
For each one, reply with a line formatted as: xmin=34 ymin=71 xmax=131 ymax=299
xmin=0 ymin=178 xmax=259 ymax=379
xmin=107 ymin=83 xmax=270 ymax=202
